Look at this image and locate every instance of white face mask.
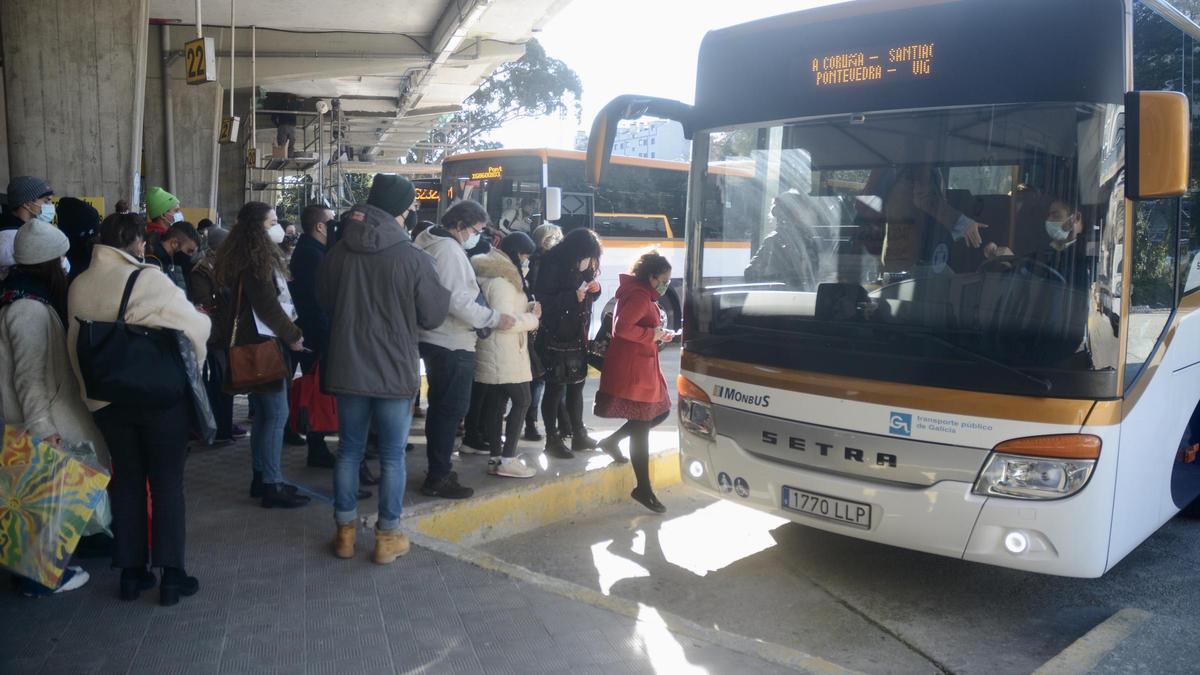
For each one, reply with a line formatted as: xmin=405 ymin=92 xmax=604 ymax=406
xmin=463 ymin=231 xmax=482 ymax=250
xmin=578 ymin=259 xmax=591 ymax=272
xmin=38 ymin=203 xmax=56 ymax=223
xmin=267 ymin=223 xmax=286 ymax=244
xmin=1045 ymin=219 xmax=1071 ymax=242
xmin=172 ymin=210 xmax=185 ymax=224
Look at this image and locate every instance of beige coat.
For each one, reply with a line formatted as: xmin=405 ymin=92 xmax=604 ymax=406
xmin=68 ymin=245 xmax=210 ymax=412
xmin=471 ymin=249 xmax=539 ymax=385
xmin=0 ymin=299 xmax=109 ymax=466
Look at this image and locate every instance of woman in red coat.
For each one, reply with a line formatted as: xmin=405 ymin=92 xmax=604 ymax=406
xmin=595 ymin=251 xmax=676 ymax=513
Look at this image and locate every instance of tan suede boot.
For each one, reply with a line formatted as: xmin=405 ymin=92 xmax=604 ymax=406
xmin=332 ymin=523 xmax=356 ymax=559
xmin=373 ymin=529 xmax=411 ymax=565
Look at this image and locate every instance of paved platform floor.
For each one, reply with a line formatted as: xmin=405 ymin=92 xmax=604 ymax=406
xmin=0 ymin=350 xmax=805 ymax=674
xmin=483 ymin=486 xmax=1200 ymax=674
xmin=0 ymin=503 xmax=796 ymax=674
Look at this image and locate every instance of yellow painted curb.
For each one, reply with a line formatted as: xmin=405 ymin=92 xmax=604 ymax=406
xmin=1033 ymin=607 xmax=1152 ymax=675
xmin=408 ymin=450 xmax=682 ymax=546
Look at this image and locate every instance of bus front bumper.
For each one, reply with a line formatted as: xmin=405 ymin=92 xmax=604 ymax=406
xmin=679 ymin=432 xmax=1112 ymax=577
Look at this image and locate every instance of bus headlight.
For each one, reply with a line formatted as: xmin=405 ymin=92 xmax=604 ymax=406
xmin=972 ymin=435 xmax=1101 ymax=500
xmin=677 ymin=375 xmax=715 ymax=440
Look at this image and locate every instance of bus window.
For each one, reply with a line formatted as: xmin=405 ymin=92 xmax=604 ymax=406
xmin=439 ymin=155 xmax=542 ymax=225
xmin=1125 ymin=1 xmax=1185 ymax=383
xmin=594 ymin=213 xmax=670 ymax=239
xmin=692 ymin=102 xmax=1123 ymax=399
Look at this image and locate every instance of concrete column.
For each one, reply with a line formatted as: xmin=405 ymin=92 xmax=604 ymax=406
xmin=0 ymin=61 xmax=9 ymax=191
xmin=1 ymin=0 xmax=150 ymax=214
xmin=217 ymin=138 xmax=247 ymax=226
xmin=143 ymin=26 xmax=223 ymax=220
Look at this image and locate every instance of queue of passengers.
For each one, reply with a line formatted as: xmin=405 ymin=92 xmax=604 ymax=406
xmin=0 ymin=172 xmax=676 ymax=603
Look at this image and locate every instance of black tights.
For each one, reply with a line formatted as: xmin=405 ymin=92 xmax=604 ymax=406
xmin=605 ymin=411 xmax=670 ymax=491
xmin=542 ymin=380 xmax=584 ymax=439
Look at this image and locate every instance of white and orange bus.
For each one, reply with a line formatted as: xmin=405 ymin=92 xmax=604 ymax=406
xmin=588 ymin=0 xmax=1200 ymax=577
xmin=440 ymin=148 xmax=753 ymax=330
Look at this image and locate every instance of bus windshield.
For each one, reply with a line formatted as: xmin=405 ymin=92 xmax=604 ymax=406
xmin=441 ymin=155 xmax=544 ymax=231
xmin=689 ymin=102 xmax=1125 ymax=399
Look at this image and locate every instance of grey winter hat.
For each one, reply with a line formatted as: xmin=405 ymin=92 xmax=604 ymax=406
xmin=14 ymin=218 xmax=70 ymax=265
xmin=6 ymin=176 xmax=53 ymax=208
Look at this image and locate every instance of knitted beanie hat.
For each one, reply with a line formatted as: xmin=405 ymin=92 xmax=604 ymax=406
xmin=146 ymin=186 xmax=180 ymax=220
xmin=367 ymin=174 xmax=416 ymax=217
xmin=14 ymin=218 xmax=70 ymax=265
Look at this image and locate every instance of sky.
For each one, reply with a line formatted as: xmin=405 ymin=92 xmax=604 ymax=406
xmin=487 ymin=0 xmax=845 ymax=150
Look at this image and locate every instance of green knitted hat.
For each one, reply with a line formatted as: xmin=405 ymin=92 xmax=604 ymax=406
xmin=146 ymin=186 xmax=180 ymax=220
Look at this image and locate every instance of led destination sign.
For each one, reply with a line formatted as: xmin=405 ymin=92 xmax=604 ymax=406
xmin=811 ymin=42 xmax=935 ymax=87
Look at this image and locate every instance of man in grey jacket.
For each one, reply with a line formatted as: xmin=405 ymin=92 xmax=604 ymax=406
xmin=317 ymin=174 xmax=450 ymax=564
xmin=415 ymin=200 xmax=516 ymax=500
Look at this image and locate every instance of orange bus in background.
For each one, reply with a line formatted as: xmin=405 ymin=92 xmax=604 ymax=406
xmin=440 ymin=148 xmax=755 ymax=331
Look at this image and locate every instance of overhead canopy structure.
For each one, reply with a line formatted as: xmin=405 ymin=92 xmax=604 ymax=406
xmin=148 ymin=0 xmax=572 ymax=162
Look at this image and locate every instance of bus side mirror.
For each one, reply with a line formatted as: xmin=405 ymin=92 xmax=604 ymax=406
xmin=586 ymin=95 xmax=694 ymax=188
xmin=545 ymin=187 xmax=562 ymax=222
xmin=1126 ymin=90 xmax=1190 ymax=200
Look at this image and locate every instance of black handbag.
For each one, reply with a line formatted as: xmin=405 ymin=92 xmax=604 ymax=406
xmin=76 ymin=269 xmax=187 ymax=408
xmin=544 ymin=339 xmax=588 ymax=384
xmin=587 ymin=311 xmax=614 ymax=372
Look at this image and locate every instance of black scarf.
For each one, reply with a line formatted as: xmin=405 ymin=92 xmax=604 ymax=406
xmin=0 ymin=271 xmax=64 ymax=324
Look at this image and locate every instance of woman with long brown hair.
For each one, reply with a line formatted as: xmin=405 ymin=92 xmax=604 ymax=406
xmin=215 ymin=202 xmax=308 ymax=509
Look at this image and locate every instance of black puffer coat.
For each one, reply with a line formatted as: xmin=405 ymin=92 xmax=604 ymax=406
xmin=533 ymin=247 xmax=599 ymax=350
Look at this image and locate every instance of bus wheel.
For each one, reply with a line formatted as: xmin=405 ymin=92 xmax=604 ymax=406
xmin=659 ymin=292 xmax=681 ymax=331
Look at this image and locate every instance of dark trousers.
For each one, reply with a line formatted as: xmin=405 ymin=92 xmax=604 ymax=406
xmin=484 ymin=382 xmax=531 ymax=458
xmin=526 ymin=377 xmax=545 ymax=427
xmin=463 ymin=381 xmax=491 ymax=443
xmin=542 ymin=380 xmax=584 ymax=439
xmin=419 ymin=342 xmax=476 ymax=482
xmin=605 ymin=411 xmax=670 ymax=491
xmin=204 ymin=350 xmax=233 ymax=441
xmin=95 ymin=398 xmax=191 ymax=570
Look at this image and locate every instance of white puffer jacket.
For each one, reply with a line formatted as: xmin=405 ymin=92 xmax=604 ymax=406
xmin=471 ymin=249 xmax=539 ymax=384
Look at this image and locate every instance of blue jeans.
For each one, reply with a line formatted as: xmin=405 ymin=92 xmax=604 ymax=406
xmin=335 ymin=395 xmax=413 ymax=531
xmin=419 ymin=342 xmax=475 ymax=483
xmin=527 ymin=377 xmax=545 ymax=427
xmin=249 ymin=385 xmax=289 ymax=484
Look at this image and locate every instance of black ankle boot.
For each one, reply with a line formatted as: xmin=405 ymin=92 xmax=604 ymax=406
xmin=306 ymin=444 xmax=336 ymax=469
xmin=261 ymin=483 xmax=311 ymax=509
xmin=571 ymin=434 xmax=600 ymax=452
xmin=523 ymin=423 xmax=543 ymax=441
xmin=119 ymin=567 xmax=156 ymax=601
xmin=249 ymin=470 xmax=264 ymax=498
xmin=544 ymin=434 xmax=574 ymax=460
xmin=159 ymin=567 xmax=199 ymax=607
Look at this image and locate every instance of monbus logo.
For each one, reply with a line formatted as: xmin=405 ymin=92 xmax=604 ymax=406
xmin=712 ymin=384 xmax=770 ymax=408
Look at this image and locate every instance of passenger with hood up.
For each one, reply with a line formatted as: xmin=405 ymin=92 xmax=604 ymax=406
xmin=318 ymin=175 xmax=451 ymax=564
xmin=415 ymin=200 xmax=518 ymax=500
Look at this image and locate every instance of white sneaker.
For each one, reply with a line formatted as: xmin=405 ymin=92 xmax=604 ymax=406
xmin=492 ymin=456 xmax=536 ymax=479
xmin=56 ymin=566 xmax=89 ymax=593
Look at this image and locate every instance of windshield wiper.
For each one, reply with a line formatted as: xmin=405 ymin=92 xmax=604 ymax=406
xmin=904 ymin=329 xmax=1053 ymax=393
